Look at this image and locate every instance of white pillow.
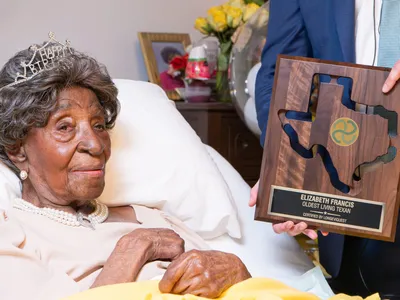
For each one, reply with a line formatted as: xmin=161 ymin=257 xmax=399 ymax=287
xmin=203 ymin=145 xmax=314 ymax=279
xmin=0 ymin=162 xmax=20 ymax=210
xmin=98 ymin=79 xmax=241 ymax=239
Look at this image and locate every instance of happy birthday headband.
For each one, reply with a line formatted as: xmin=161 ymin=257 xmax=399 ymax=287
xmin=0 ymin=32 xmax=72 ymax=91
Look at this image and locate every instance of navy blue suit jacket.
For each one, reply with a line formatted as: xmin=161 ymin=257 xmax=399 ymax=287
xmin=254 ymin=0 xmax=356 ymax=278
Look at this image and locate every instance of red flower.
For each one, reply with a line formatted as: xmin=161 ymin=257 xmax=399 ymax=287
xmin=170 ymin=54 xmax=188 ymax=70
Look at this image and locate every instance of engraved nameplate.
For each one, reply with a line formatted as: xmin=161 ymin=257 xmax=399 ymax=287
xmin=268 ymin=186 xmax=384 ymax=232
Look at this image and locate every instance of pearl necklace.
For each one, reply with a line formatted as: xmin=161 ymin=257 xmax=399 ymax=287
xmin=13 ymin=198 xmax=109 ymax=230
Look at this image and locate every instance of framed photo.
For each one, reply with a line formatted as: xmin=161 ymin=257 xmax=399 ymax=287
xmin=138 ymin=32 xmax=191 ymax=100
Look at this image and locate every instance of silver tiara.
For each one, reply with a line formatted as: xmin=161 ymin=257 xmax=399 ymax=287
xmin=0 ymin=32 xmax=72 ymax=91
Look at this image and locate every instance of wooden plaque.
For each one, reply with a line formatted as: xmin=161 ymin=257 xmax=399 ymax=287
xmin=256 ymin=55 xmax=400 ymax=242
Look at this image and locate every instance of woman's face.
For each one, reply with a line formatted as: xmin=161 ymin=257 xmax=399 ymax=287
xmin=14 ymin=87 xmax=111 ymax=206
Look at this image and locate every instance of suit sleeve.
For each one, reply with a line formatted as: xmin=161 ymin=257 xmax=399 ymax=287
xmin=255 ymin=0 xmax=313 ymax=145
xmin=0 ymin=210 xmax=81 ymax=300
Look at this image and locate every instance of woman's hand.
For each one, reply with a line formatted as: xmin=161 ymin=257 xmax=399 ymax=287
xmin=249 ymin=179 xmax=327 ymax=240
xmin=123 ymin=228 xmax=185 ymax=262
xmin=159 ymin=250 xmax=251 ymax=299
xmin=92 ymin=228 xmax=184 ymax=288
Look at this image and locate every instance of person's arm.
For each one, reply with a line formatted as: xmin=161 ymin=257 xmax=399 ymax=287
xmin=91 ymin=237 xmax=150 ymax=288
xmin=0 ymin=210 xmax=184 ymax=299
xmin=0 ymin=212 xmax=81 ymax=300
xmin=92 ymin=228 xmax=185 ymax=288
xmin=255 ymin=0 xmax=312 ymax=144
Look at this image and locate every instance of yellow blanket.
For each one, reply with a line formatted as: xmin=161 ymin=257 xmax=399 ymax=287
xmin=64 ymin=278 xmax=380 ymax=300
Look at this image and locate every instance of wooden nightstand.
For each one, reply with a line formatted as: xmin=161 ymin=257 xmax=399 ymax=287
xmin=175 ymin=102 xmax=263 ymax=186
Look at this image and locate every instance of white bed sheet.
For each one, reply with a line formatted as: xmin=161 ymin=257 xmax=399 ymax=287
xmin=204 ymin=145 xmax=334 ymax=299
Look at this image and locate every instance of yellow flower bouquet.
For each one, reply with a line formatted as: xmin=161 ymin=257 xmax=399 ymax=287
xmin=194 ymin=0 xmax=264 ymax=102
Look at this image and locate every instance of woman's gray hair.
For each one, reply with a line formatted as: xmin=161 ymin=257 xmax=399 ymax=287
xmin=0 ymin=45 xmax=120 ymax=174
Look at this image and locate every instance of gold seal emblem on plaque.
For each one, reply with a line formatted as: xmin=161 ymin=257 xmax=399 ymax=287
xmin=330 ymin=117 xmax=359 ymax=146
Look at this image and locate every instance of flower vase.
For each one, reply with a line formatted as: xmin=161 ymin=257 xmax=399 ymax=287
xmin=215 ymin=41 xmax=233 ymax=103
xmin=183 ymin=80 xmax=212 ymax=103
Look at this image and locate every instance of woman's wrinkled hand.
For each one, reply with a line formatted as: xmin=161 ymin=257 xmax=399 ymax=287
xmin=159 ymin=250 xmax=251 ymax=299
xmin=94 ymin=228 xmax=184 ymax=288
xmin=121 ymin=228 xmax=185 ymax=262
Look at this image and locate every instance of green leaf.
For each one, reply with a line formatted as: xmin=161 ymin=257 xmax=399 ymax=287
xmin=219 ymin=41 xmax=233 ymax=55
xmin=217 ymin=53 xmax=229 ymax=71
xmin=215 ymin=71 xmax=231 ymax=102
xmin=216 ymin=71 xmax=223 ymax=90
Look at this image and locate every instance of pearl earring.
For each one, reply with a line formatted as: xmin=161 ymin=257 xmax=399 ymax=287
xmin=19 ymin=170 xmax=28 ymax=181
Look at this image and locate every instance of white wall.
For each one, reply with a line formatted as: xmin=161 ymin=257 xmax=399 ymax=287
xmin=0 ymin=0 xmax=224 ymax=81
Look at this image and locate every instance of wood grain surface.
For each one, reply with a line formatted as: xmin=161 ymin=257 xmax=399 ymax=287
xmin=256 ymin=55 xmax=400 ymax=241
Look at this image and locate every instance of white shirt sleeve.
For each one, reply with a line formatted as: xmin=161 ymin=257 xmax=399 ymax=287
xmin=355 ymin=0 xmax=382 ymax=66
xmin=0 ymin=210 xmax=81 ymax=300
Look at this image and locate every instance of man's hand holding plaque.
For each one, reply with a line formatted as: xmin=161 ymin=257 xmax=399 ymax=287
xmin=251 ymin=180 xmax=328 ymax=240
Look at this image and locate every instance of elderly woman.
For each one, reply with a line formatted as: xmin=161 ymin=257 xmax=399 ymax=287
xmin=0 ymin=36 xmax=250 ymax=300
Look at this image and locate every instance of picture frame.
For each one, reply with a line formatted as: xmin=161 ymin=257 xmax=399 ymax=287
xmin=138 ymin=32 xmax=191 ymax=101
